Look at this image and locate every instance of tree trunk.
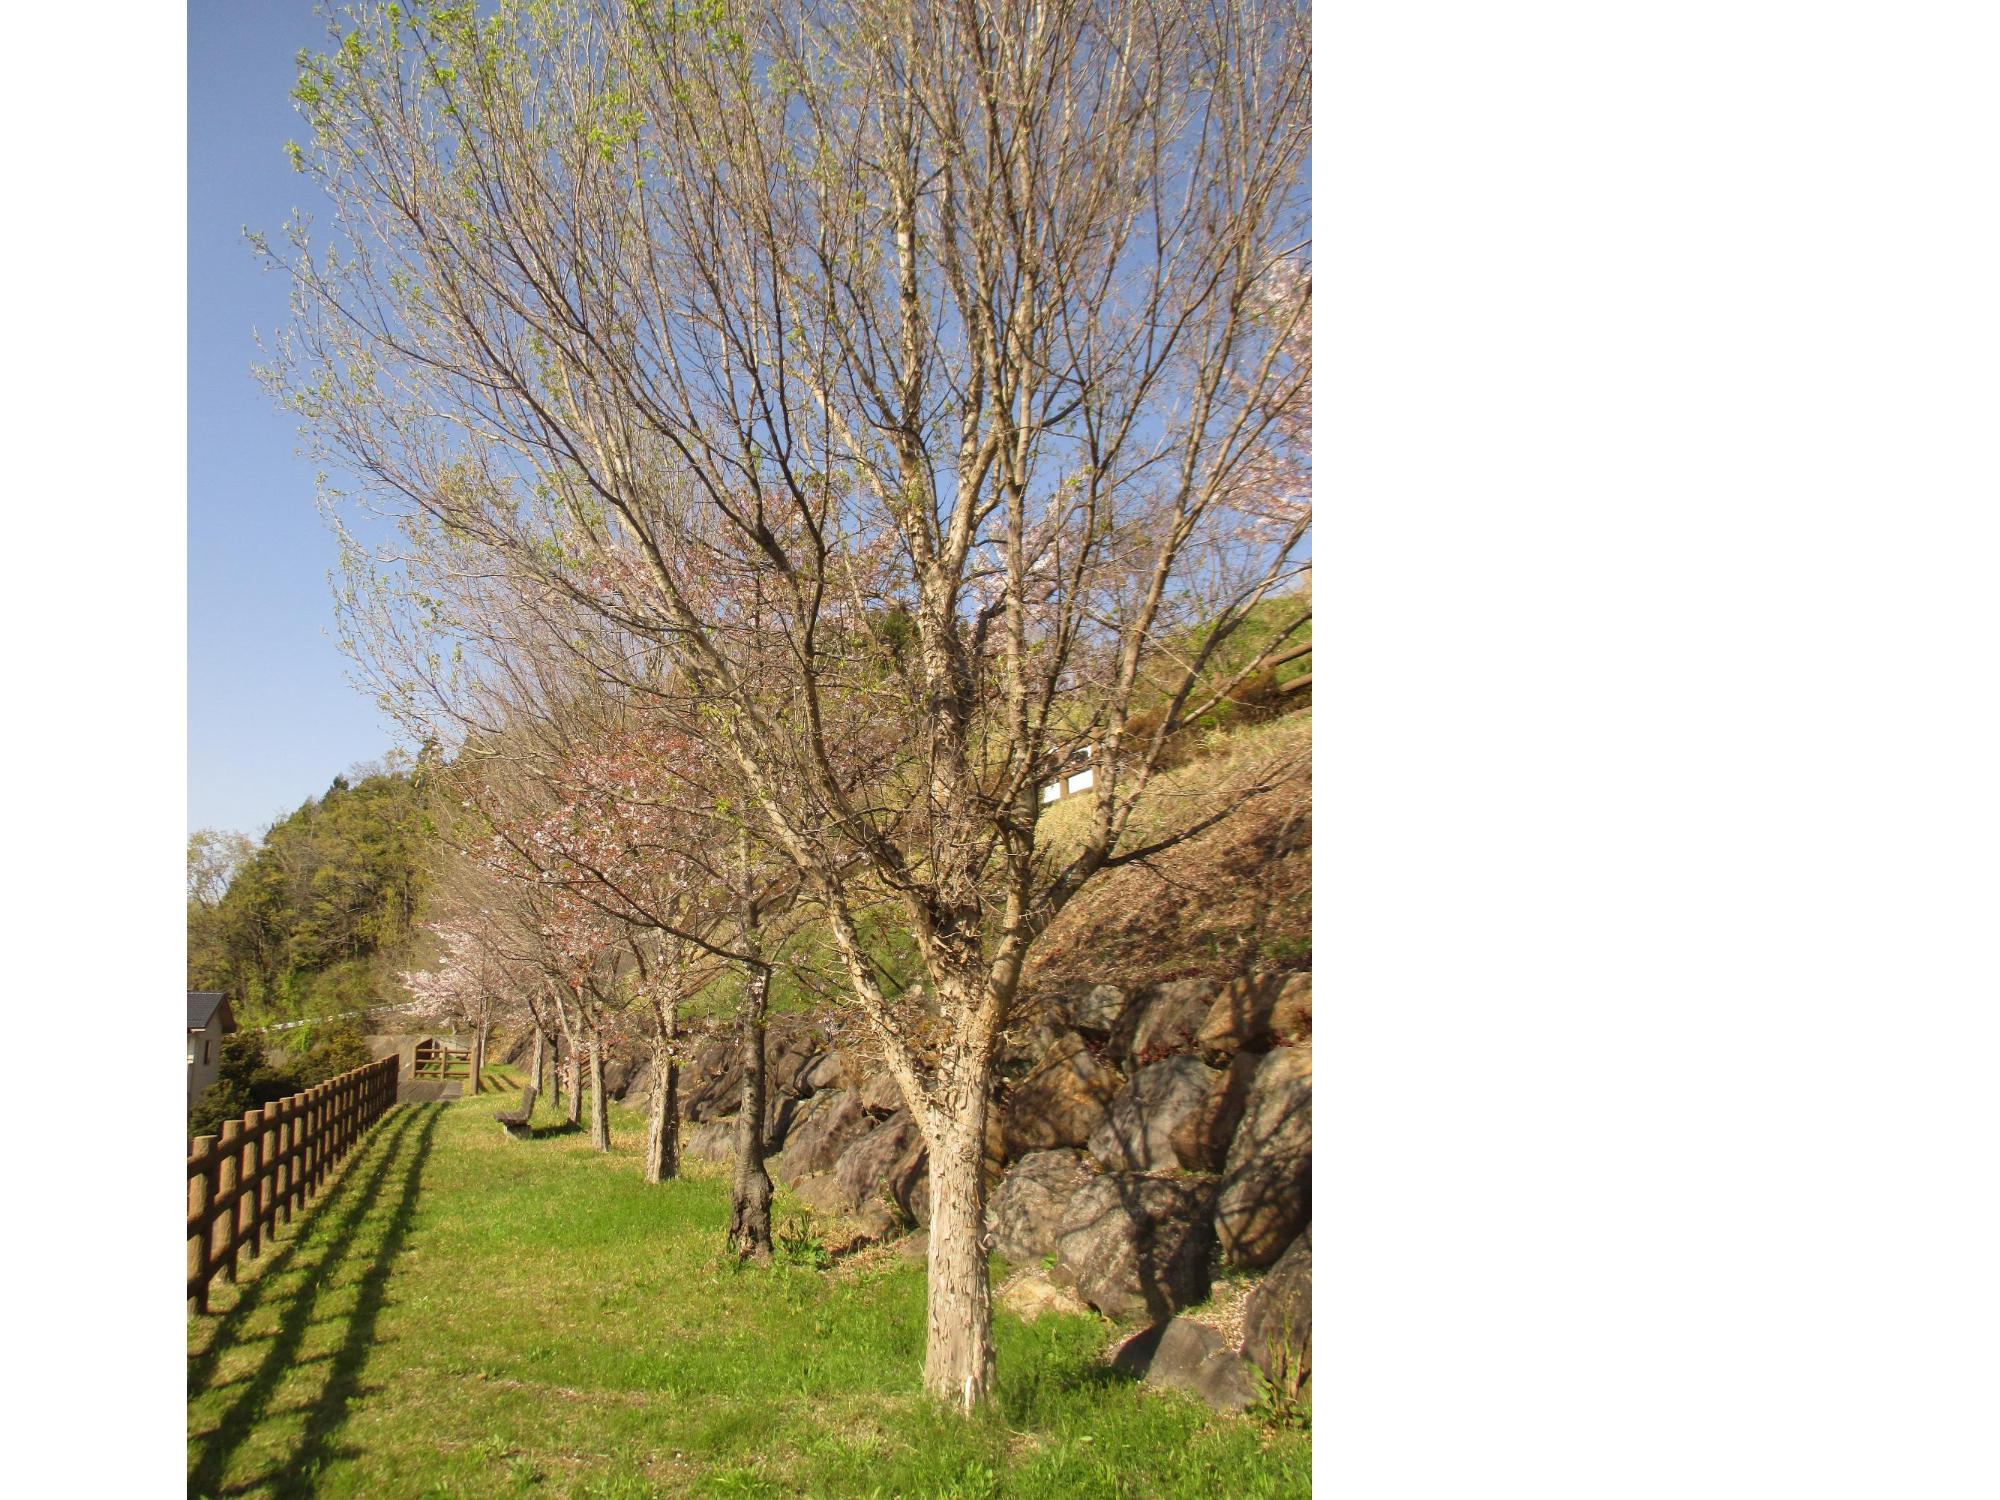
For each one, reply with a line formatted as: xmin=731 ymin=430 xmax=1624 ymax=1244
xmin=643 ymin=1034 xmax=680 ymax=1184
xmin=922 ymin=1093 xmax=998 ymax=1412
xmin=726 ymin=966 xmax=773 ymax=1260
xmin=587 ymin=1029 xmax=610 ymax=1151
xmin=470 ymin=1023 xmax=488 ymax=1096
xmin=553 ymin=989 xmax=585 ymax=1128
xmin=529 ymin=1025 xmax=545 ymax=1096
xmin=550 ymin=1029 xmax=563 ymax=1109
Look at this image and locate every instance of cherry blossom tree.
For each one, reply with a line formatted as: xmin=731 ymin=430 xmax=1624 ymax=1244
xmin=271 ymin=0 xmax=1309 ymax=1407
xmin=426 ymin=677 xmax=800 ymax=1238
xmin=400 ymin=919 xmax=503 ymax=1093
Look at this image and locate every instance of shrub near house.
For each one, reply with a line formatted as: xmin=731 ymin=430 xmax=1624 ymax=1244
xmin=188 ymin=1023 xmax=375 ymax=1140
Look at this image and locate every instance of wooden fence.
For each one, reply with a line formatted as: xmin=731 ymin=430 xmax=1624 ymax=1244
xmin=186 ymin=1055 xmax=399 ymax=1314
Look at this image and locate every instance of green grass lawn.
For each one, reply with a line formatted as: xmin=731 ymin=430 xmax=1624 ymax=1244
xmin=188 ymin=1071 xmax=1310 ymax=1498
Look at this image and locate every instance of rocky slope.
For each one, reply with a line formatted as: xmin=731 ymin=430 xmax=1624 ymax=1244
xmin=619 ymin=967 xmax=1311 ymax=1415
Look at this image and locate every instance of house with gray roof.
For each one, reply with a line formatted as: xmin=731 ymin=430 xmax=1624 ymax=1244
xmin=187 ymin=992 xmax=237 ymax=1107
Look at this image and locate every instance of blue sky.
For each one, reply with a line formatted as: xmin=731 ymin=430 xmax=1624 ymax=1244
xmin=189 ymin=2 xmax=401 ymax=838
xmin=185 ymin=2 xmax=1307 ymax=839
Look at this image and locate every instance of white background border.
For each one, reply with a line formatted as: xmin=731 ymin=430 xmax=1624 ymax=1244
xmin=7 ymin=0 xmax=1998 ymax=1491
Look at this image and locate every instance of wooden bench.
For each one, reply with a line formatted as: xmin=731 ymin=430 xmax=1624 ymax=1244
xmin=495 ymin=1086 xmax=537 ymax=1140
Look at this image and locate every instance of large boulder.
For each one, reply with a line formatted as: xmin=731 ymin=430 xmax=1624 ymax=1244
xmin=1087 ymin=1056 xmax=1219 ymax=1172
xmin=680 ymin=1118 xmax=737 ymax=1165
xmin=1215 ymin=1047 xmax=1311 ymax=1267
xmin=764 ymin=1017 xmax=831 ymax=1099
xmin=998 ymin=1017 xmax=1067 ymax=1077
xmin=764 ymin=1091 xmax=803 ymax=1153
xmin=790 ymin=1170 xmax=849 ymax=1217
xmin=1002 ymin=1032 xmax=1121 ymax=1156
xmin=1169 ymin=1050 xmax=1266 ymax=1172
xmin=1120 ymin=979 xmax=1218 ymax=1064
xmin=857 ymin=1067 xmax=905 ymax=1116
xmin=1110 ymin=1317 xmax=1225 ymax=1386
xmin=601 ymin=1047 xmax=643 ymax=1101
xmin=791 ymin=1171 xmax=902 ymax=1249
xmin=833 ymin=1109 xmax=927 ymax=1222
xmin=1192 ymin=1350 xmax=1261 ymax=1412
xmin=999 ymin=1270 xmax=1093 ymax=1323
xmin=799 ymin=1051 xmax=847 ymax=1094
xmin=1215 ymin=1157 xmax=1309 ymax=1269
xmin=1110 ymin=1317 xmax=1263 ymax=1413
xmin=1193 ymin=974 xmax=1280 ymax=1062
xmin=987 ymin=1149 xmax=1094 ymax=1264
xmin=1054 ymin=984 xmax=1132 ymax=1038
xmin=1242 ymin=1229 xmax=1311 ymax=1398
xmin=1268 ymin=976 xmax=1311 ymax=1049
xmin=775 ymin=1090 xmax=877 ymax=1185
xmin=1053 ymin=1173 xmax=1218 ymax=1321
xmin=679 ymin=1035 xmax=742 ymax=1122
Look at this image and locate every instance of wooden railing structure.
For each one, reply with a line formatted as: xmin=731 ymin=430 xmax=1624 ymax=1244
xmin=186 ymin=1055 xmax=399 ymax=1313
xmin=412 ymin=1038 xmax=470 ymax=1081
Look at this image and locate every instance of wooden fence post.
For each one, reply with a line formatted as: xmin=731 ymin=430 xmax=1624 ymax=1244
xmin=290 ymin=1094 xmax=305 ymax=1216
xmin=308 ymin=1085 xmax=324 ymax=1195
xmin=260 ymin=1104 xmax=280 ymax=1248
xmin=215 ymin=1120 xmax=240 ymax=1284
xmin=188 ymin=1136 xmax=215 ymax=1314
xmin=252 ymin=1106 xmax=270 ymax=1252
xmin=273 ymin=1099 xmax=291 ymax=1228
xmin=240 ymin=1108 xmax=263 ymax=1263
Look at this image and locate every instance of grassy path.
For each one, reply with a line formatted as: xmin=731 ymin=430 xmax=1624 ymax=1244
xmin=188 ymin=1075 xmax=1309 ymax=1498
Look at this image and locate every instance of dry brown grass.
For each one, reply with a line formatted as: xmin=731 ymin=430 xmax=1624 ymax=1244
xmin=1026 ymin=709 xmax=1311 ymax=994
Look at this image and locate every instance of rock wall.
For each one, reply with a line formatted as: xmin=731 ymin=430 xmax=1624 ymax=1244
xmin=630 ymin=971 xmax=1311 ymax=1405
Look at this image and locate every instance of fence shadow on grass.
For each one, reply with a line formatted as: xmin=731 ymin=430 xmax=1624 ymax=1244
xmin=187 ymin=1103 xmax=444 ymax=1499
xmin=186 ymin=1106 xmax=419 ymax=1396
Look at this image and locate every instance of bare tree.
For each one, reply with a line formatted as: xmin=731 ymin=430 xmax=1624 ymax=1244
xmin=187 ymin=828 xmax=255 ymax=912
xmin=271 ymin=0 xmax=1309 ymax=1408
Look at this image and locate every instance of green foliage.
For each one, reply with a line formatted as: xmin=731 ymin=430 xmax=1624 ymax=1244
xmin=1107 ymin=591 xmax=1310 ymax=774
xmin=189 ymin=1034 xmax=300 ymax=1139
xmin=1190 ymin=589 xmax=1312 ymax=688
xmin=774 ymin=1212 xmax=832 ymax=1272
xmin=1245 ymin=1357 xmax=1311 ymax=1432
xmin=683 ymin=902 xmax=921 ymax=1024
xmin=187 ymin=766 xmax=429 ymax=1028
xmin=290 ymin=1023 xmax=377 ymax=1089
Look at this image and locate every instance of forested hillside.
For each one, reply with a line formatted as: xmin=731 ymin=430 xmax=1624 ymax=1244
xmin=186 ymin=764 xmax=429 ymax=1028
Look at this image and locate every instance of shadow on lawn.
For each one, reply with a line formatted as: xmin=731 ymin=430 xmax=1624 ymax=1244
xmin=187 ymin=1103 xmax=443 ymax=1499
